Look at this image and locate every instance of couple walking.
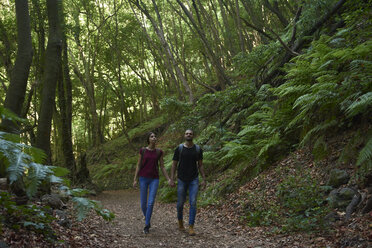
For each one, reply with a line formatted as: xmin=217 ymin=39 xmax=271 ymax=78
xmin=133 ymin=129 xmax=206 ymax=235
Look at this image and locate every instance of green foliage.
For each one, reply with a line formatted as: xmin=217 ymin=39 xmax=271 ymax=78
xmin=357 ymin=137 xmax=372 ymax=166
xmin=274 ymin=25 xmax=372 ymax=179
xmin=276 ymin=173 xmax=329 ymax=232
xmin=0 ymin=131 xmax=61 ymax=198
xmin=160 ymin=97 xmax=192 ymax=122
xmin=0 ymin=191 xmax=55 ymax=237
xmin=243 ymin=193 xmax=280 ymax=227
xmin=71 ymin=197 xmax=114 ymax=221
xmin=199 ymin=170 xmax=240 ymax=207
xmin=0 ymin=123 xmax=114 ymax=241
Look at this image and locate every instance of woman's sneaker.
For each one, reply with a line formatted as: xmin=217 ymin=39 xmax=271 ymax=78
xmin=143 ymin=225 xmax=150 ymax=234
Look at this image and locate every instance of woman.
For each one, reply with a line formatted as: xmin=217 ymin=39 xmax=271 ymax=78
xmin=133 ymin=132 xmax=171 ymax=234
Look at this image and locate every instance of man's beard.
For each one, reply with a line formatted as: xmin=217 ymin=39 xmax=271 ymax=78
xmin=185 ymin=137 xmax=193 ymax=142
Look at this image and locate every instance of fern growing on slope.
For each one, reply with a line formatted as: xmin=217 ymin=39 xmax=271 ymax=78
xmin=0 ymin=108 xmax=114 ymax=234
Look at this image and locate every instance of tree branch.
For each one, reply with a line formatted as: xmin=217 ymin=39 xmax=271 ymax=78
xmin=267 ymin=28 xmax=299 ymax=56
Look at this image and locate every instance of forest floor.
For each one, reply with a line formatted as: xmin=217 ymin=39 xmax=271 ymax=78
xmin=85 ymin=189 xmax=370 ymax=248
xmin=2 ymin=187 xmax=371 ymax=247
xmin=2 ymin=146 xmax=371 ymax=247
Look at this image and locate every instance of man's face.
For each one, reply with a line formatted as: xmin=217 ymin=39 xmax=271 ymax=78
xmin=184 ymin=130 xmax=193 ymax=141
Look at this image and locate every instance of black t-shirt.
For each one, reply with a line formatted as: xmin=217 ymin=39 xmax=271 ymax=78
xmin=173 ymin=145 xmax=203 ymax=182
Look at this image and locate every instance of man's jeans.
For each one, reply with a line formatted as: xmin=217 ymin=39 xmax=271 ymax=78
xmin=177 ymin=177 xmax=199 ymax=225
xmin=139 ymin=177 xmax=159 ymax=226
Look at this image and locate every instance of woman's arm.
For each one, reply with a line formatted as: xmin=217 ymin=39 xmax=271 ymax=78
xmin=159 ymin=153 xmax=171 ymax=185
xmin=133 ymin=153 xmax=142 ymax=187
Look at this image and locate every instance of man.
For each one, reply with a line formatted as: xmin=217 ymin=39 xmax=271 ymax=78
xmin=170 ymin=129 xmax=206 ymax=236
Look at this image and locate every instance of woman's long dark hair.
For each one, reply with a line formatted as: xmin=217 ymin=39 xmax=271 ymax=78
xmin=146 ymin=132 xmax=156 ymax=144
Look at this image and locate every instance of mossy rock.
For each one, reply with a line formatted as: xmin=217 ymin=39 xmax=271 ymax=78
xmin=327 ymin=169 xmax=350 ymax=188
xmin=328 ymin=187 xmax=357 ymax=209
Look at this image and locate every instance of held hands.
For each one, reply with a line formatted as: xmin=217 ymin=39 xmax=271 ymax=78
xmin=133 ymin=180 xmax=137 ymax=188
xmin=200 ymin=180 xmax=206 ymax=190
xmin=168 ymin=179 xmax=176 ymax=187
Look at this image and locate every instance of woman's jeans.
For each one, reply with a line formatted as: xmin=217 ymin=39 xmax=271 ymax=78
xmin=139 ymin=177 xmax=159 ymax=226
xmin=177 ymin=177 xmax=199 ymax=225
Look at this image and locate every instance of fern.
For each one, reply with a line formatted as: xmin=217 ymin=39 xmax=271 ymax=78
xmin=25 ymin=163 xmax=52 ymax=198
xmin=0 ymin=106 xmax=28 ymax=124
xmin=300 ymin=120 xmax=338 ymax=147
xmin=257 ymin=133 xmax=281 ymax=158
xmin=72 ymin=197 xmax=114 ymax=221
xmin=345 ymin=92 xmax=372 ymax=117
xmin=357 ymin=137 xmax=372 ymax=166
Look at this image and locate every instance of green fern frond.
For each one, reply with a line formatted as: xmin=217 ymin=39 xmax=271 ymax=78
xmin=219 ymin=143 xmax=252 ymax=164
xmin=257 ymin=133 xmax=281 ymax=158
xmin=72 ymin=197 xmax=95 ymax=221
xmin=0 ymin=106 xmax=28 ymax=124
xmin=25 ymin=163 xmax=52 ymax=198
xmin=238 ymin=125 xmax=262 ymax=137
xmin=26 ymin=147 xmax=48 ymax=164
xmin=7 ymin=150 xmax=31 ymax=184
xmin=357 ymin=138 xmax=372 ymax=166
xmin=300 ymin=120 xmax=338 ymax=147
xmin=349 ymin=59 xmax=372 ymax=71
xmin=274 ymin=84 xmax=309 ymax=98
xmin=287 ymin=110 xmax=307 ymax=130
xmin=72 ymin=197 xmax=114 ymax=221
xmin=293 ymin=93 xmax=315 ymax=110
xmin=345 ymin=92 xmax=372 ymax=117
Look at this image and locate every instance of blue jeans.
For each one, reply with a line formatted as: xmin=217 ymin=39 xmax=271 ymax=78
xmin=139 ymin=177 xmax=159 ymax=226
xmin=177 ymin=177 xmax=199 ymax=225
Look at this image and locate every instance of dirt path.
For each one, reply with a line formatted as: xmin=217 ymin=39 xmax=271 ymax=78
xmin=93 ymin=190 xmax=275 ymax=248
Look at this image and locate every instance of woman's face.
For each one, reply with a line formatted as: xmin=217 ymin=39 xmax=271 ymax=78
xmin=149 ymin=133 xmax=157 ymax=144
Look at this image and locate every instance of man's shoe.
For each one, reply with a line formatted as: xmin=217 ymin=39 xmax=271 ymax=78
xmin=143 ymin=225 xmax=150 ymax=234
xmin=188 ymin=225 xmax=196 ymax=236
xmin=178 ymin=220 xmax=185 ymax=231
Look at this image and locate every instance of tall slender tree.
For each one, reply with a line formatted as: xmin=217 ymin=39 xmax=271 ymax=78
xmin=35 ymin=0 xmax=63 ymax=162
xmin=3 ymin=0 xmax=33 ymax=133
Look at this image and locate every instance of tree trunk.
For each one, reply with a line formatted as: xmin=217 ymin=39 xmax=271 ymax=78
xmin=263 ymin=0 xmax=289 ymax=27
xmin=35 ymin=0 xmax=62 ymax=162
xmin=57 ymin=23 xmax=77 ymax=182
xmin=175 ymin=0 xmax=231 ymax=90
xmin=3 ymin=0 xmax=33 ymax=133
xmin=235 ymin=0 xmax=245 ymax=52
xmin=129 ymin=2 xmax=184 ymax=101
xmin=131 ymin=0 xmax=194 ymax=103
xmin=0 ymin=19 xmax=13 ymax=80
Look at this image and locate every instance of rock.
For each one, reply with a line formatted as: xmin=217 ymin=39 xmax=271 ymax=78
xmin=55 ymin=209 xmax=71 ymax=228
xmin=0 ymin=178 xmax=7 ymax=190
xmin=327 ymin=169 xmax=350 ymax=188
xmin=328 ymin=188 xmax=357 ymax=209
xmin=345 ymin=192 xmax=361 ymax=220
xmin=51 ymin=187 xmax=70 ymax=203
xmin=41 ymin=194 xmax=65 ymax=209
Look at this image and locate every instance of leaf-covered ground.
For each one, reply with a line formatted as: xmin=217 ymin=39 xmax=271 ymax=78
xmin=2 ymin=142 xmax=371 ymax=247
xmin=2 ymin=186 xmax=371 ymax=247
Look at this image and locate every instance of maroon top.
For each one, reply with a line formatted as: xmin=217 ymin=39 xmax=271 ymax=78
xmin=138 ymin=148 xmax=163 ymax=179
